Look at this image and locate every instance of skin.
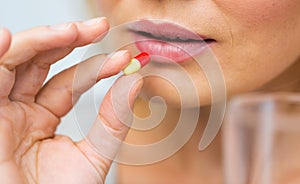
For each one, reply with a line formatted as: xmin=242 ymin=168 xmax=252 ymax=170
xmin=92 ymin=0 xmax=300 ymax=183
xmin=0 ymin=0 xmax=299 ymax=183
xmin=95 ymin=0 xmax=300 ymax=105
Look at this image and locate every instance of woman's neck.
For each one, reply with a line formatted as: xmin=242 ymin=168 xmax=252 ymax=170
xmin=126 ymin=98 xmax=223 ymax=166
xmin=117 ymin=98 xmax=224 ymax=183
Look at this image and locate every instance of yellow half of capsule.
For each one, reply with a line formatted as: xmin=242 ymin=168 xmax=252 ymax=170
xmin=123 ymin=58 xmax=141 ymax=75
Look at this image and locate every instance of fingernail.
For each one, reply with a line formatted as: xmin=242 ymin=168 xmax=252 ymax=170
xmin=132 ymin=79 xmax=144 ymax=99
xmin=50 ymin=23 xmax=72 ymax=30
xmin=83 ymin=17 xmax=105 ymax=26
xmin=109 ymin=50 xmax=129 ymax=60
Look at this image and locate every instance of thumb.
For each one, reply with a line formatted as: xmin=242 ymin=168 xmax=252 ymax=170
xmin=76 ymin=73 xmax=143 ymax=180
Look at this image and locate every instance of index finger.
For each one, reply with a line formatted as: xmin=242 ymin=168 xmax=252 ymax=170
xmin=0 ymin=17 xmax=109 ymax=70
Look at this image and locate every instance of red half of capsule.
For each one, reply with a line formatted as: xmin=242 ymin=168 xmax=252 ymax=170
xmin=134 ymin=52 xmax=150 ymax=67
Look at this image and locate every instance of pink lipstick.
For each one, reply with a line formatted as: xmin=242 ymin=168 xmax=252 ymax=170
xmin=128 ymin=20 xmax=215 ymax=63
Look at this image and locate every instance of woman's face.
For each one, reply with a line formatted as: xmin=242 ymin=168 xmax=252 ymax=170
xmin=94 ymin=0 xmax=300 ymax=107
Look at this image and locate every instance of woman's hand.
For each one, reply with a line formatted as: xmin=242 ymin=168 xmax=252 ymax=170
xmin=0 ymin=18 xmax=143 ymax=183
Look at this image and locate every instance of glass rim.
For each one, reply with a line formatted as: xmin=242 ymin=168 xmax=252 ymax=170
xmin=229 ymin=92 xmax=300 ymax=107
xmin=226 ymin=92 xmax=300 ymax=131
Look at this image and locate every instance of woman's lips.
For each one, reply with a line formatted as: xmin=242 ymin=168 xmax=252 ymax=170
xmin=127 ymin=20 xmax=215 ymax=63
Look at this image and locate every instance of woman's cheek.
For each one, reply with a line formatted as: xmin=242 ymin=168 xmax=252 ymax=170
xmin=213 ymin=0 xmax=300 ymax=70
xmin=93 ymin=0 xmax=117 ymax=16
xmin=214 ymin=0 xmax=299 ymax=27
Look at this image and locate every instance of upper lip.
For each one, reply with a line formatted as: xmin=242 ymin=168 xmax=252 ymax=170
xmin=127 ymin=19 xmax=213 ymax=42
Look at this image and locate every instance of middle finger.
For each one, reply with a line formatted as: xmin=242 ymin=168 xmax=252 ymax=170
xmin=7 ymin=18 xmax=109 ymax=102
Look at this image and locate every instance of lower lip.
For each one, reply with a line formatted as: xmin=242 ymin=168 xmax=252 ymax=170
xmin=133 ymin=34 xmax=212 ymax=63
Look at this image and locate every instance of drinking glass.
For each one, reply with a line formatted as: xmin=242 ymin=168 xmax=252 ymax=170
xmin=223 ymin=92 xmax=300 ymax=184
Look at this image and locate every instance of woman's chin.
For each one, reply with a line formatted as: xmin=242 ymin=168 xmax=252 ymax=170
xmin=139 ymin=80 xmax=213 ymax=109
